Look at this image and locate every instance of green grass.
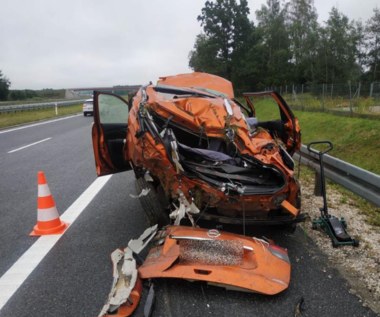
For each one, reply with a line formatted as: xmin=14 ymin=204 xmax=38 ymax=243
xmin=283 ymin=93 xmax=380 ymax=115
xmin=0 ymin=104 xmax=82 ymax=129
xmin=295 ymin=111 xmax=380 ymax=174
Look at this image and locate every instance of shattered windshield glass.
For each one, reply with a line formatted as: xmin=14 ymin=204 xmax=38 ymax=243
xmin=154 ymin=84 xmax=216 ymax=100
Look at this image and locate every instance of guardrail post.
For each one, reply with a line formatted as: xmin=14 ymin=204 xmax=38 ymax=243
xmin=314 ymin=171 xmax=322 ymax=196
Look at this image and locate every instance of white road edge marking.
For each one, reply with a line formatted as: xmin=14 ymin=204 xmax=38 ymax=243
xmin=0 ymin=174 xmax=112 ymax=310
xmin=7 ymin=137 xmax=52 ymax=153
xmin=0 ymin=114 xmax=81 ymax=135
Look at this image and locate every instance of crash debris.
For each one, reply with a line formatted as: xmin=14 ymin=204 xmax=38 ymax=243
xmin=129 ymin=188 xmax=151 ymax=199
xmin=92 ymin=72 xmax=304 ymax=316
xmin=98 ymin=226 xmax=157 ymax=317
xmin=99 ymin=224 xmax=291 ymax=316
xmin=169 ymin=190 xmax=200 ymax=226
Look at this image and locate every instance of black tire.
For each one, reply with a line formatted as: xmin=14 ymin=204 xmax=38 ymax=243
xmin=135 ymin=177 xmax=170 ymax=226
xmin=83 ymin=112 xmax=87 ymax=116
xmin=283 ymin=222 xmax=297 ymax=233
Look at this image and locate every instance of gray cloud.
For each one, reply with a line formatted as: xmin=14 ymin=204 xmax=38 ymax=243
xmin=0 ymin=0 xmax=378 ymax=89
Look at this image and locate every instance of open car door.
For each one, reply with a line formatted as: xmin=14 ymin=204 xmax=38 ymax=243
xmin=243 ymin=91 xmax=301 ymax=155
xmin=92 ymin=91 xmax=132 ymax=176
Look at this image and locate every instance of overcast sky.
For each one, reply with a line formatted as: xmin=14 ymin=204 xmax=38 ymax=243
xmin=0 ymin=0 xmax=378 ymax=90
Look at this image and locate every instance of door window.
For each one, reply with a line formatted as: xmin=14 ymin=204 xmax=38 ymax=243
xmin=98 ymin=94 xmax=129 ymax=124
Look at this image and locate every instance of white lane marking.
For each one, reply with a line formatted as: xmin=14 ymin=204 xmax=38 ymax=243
xmin=7 ymin=137 xmax=52 ymax=153
xmin=0 ymin=114 xmax=81 ymax=135
xmin=0 ymin=174 xmax=112 ymax=310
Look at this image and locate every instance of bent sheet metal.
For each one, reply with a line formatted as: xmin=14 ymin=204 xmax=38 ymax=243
xmin=99 ymin=225 xmax=291 ymax=316
xmin=139 ymin=226 xmax=291 ymax=295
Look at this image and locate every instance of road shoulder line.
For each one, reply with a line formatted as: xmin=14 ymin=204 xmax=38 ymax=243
xmin=0 ymin=114 xmax=81 ymax=134
xmin=0 ymin=174 xmax=112 ymax=310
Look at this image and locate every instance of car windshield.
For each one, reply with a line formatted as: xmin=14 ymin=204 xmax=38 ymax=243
xmin=192 ymin=87 xmax=228 ymax=98
xmin=154 ymin=84 xmax=216 ymax=100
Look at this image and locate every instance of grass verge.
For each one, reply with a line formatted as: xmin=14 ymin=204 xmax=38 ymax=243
xmin=284 ymin=93 xmax=380 ymax=116
xmin=0 ymin=104 xmax=82 ymax=129
xmin=295 ymin=110 xmax=380 ymax=174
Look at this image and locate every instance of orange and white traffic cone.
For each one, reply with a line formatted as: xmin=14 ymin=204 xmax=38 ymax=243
xmin=30 ymin=171 xmax=68 ymax=236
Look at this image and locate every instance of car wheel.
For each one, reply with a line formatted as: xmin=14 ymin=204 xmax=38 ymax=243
xmin=83 ymin=112 xmax=87 ymax=116
xmin=135 ymin=177 xmax=170 ymax=227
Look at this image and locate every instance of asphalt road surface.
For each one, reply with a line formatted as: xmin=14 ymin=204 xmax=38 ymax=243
xmin=0 ymin=115 xmax=377 ymax=317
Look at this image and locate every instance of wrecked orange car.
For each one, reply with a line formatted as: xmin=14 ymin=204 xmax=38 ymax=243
xmin=92 ymin=72 xmax=303 ymax=227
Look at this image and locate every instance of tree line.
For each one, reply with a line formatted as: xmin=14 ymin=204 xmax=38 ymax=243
xmin=0 ymin=72 xmax=65 ymax=102
xmin=0 ymin=71 xmax=66 ymax=102
xmin=0 ymin=71 xmax=11 ymax=101
xmin=189 ymin=0 xmax=380 ymax=92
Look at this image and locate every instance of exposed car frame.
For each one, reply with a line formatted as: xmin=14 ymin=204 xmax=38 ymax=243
xmin=91 ymin=72 xmax=304 ymax=227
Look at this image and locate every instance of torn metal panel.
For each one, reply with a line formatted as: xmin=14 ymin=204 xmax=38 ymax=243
xmin=138 ymin=226 xmax=291 ymax=295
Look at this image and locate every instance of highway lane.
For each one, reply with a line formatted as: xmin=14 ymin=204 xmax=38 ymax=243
xmin=0 ymin=115 xmax=96 ymax=277
xmin=0 ymin=116 xmax=378 ymax=316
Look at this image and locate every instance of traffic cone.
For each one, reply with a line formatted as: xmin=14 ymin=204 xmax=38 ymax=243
xmin=30 ymin=171 xmax=68 ymax=236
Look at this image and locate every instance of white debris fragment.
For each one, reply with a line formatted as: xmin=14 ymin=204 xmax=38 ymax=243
xmin=98 ymin=225 xmax=158 ymax=317
xmin=144 ymin=172 xmax=154 ymax=182
xmin=98 ymin=248 xmax=137 ymax=316
xmin=110 ymin=248 xmax=137 ymax=306
xmin=170 ymin=203 xmax=186 ymax=226
xmin=128 ymin=224 xmax=158 ymax=254
xmin=169 ymin=190 xmax=200 ymax=226
xmin=129 ymin=188 xmax=151 ymax=198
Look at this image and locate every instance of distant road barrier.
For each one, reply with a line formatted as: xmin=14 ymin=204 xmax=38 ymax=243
xmin=295 ymin=145 xmax=380 ymax=207
xmin=0 ymin=99 xmax=86 ymax=114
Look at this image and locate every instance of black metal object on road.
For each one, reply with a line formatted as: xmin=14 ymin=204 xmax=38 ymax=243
xmin=308 ymin=141 xmax=359 ymax=248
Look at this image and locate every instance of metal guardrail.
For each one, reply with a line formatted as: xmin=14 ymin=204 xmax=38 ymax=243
xmin=295 ymin=145 xmax=380 ymax=207
xmin=0 ymin=99 xmax=86 ymax=113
